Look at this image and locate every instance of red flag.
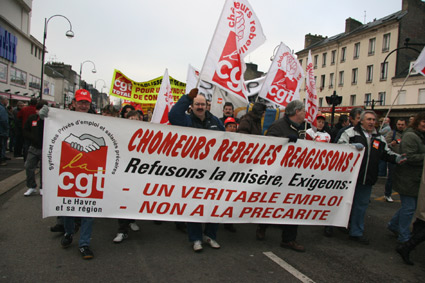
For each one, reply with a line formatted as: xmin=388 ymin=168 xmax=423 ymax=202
xmin=305 ymin=50 xmax=318 ymax=127
xmin=199 ymin=0 xmax=266 ymax=101
xmin=413 ymin=47 xmax=425 ymax=76
xmin=151 ymin=69 xmax=173 ymax=124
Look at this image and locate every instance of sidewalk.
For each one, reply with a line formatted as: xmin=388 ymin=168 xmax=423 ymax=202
xmin=0 ymin=151 xmax=26 ymax=195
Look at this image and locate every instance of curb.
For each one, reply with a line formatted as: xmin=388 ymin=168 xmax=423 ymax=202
xmin=0 ymin=170 xmax=27 ymax=196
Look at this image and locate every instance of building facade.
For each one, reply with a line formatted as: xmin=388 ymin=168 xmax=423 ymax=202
xmin=296 ymin=0 xmax=425 ymax=123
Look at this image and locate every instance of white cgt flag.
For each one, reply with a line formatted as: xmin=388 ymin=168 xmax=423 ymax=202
xmin=151 ymin=69 xmax=173 ymax=124
xmin=258 ymin=42 xmax=304 ymax=108
xmin=305 ymin=50 xmax=318 ymax=127
xmin=200 ymin=0 xmax=266 ymax=102
xmin=413 ymin=47 xmax=425 ymax=76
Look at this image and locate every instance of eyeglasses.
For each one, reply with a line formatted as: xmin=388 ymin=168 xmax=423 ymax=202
xmin=194 ymin=103 xmax=206 ymax=107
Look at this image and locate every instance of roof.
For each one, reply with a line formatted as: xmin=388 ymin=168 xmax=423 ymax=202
xmin=296 ymin=10 xmax=407 ymax=54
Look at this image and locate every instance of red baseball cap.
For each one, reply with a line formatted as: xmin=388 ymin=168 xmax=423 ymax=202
xmin=75 ymin=89 xmax=92 ymax=103
xmin=224 ymin=117 xmax=237 ymax=125
xmin=316 ymin=114 xmax=326 ymax=120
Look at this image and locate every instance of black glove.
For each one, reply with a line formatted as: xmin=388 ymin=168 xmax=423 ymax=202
xmin=188 ymin=88 xmax=198 ymax=100
xmin=287 ymin=134 xmax=298 ymax=143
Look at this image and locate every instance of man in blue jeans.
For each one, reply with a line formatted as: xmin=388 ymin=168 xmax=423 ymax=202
xmin=169 ymin=88 xmax=224 ymax=252
xmin=338 ymin=111 xmax=404 ymax=244
xmin=39 ymin=89 xmax=95 ymax=259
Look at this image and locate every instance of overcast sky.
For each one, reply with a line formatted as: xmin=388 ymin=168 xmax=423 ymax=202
xmin=30 ymin=0 xmax=402 ymax=92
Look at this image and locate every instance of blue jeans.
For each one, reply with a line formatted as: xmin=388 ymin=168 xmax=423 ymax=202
xmin=25 ymin=146 xmax=42 ymax=189
xmin=388 ymin=195 xmax=417 ymax=242
xmin=349 ymin=184 xmax=372 ymax=237
xmin=378 ymin=160 xmax=387 ymax=177
xmin=64 ymin=217 xmax=93 ymax=247
xmin=187 ymin=222 xmax=218 ymax=242
xmin=0 ymin=136 xmax=7 ymax=160
xmin=384 ymin=163 xmax=395 ymax=197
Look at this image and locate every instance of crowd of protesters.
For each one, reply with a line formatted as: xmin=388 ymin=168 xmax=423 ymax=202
xmin=1 ymin=88 xmax=425 ymax=266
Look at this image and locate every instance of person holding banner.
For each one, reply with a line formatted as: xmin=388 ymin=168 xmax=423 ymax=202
xmin=258 ymin=100 xmax=308 ymax=252
xmin=237 ymin=102 xmax=266 ymax=136
xmin=388 ymin=113 xmax=425 ymax=245
xmin=169 ymin=88 xmax=224 ymax=252
xmin=338 ymin=110 xmax=404 ymax=245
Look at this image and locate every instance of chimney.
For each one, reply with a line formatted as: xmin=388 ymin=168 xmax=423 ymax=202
xmin=304 ymin=33 xmax=326 ymax=49
xmin=345 ymin=17 xmax=363 ymax=33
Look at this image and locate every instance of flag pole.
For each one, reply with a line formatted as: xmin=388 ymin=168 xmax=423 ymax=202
xmin=379 ymin=67 xmax=413 ymax=132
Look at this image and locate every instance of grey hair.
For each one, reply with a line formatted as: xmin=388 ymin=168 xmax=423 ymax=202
xmin=0 ymin=96 xmax=8 ymax=103
xmin=285 ymin=100 xmax=304 ymax=116
xmin=360 ymin=110 xmax=377 ymax=121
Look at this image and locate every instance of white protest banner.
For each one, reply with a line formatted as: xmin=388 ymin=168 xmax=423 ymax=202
xmin=258 ymin=42 xmax=304 ymax=108
xmin=199 ymin=0 xmax=266 ymax=101
xmin=305 ymin=50 xmax=318 ymax=127
xmin=151 ymin=69 xmax=173 ymax=124
xmin=43 ymin=108 xmax=363 ymax=227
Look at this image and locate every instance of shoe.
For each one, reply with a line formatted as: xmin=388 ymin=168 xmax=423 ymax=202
xmin=39 ymin=189 xmax=43 ymax=196
xmin=50 ymin=224 xmax=65 ymax=233
xmin=113 ymin=233 xmax=128 ymax=243
xmin=175 ymin=222 xmax=187 ymax=233
xmin=61 ymin=233 xmax=73 ymax=248
xmin=129 ymin=222 xmax=140 ymax=231
xmin=4 ymin=157 xmax=11 ymax=160
xmin=0 ymin=161 xmax=6 ymax=166
xmin=256 ymin=227 xmax=266 ymax=240
xmin=385 ymin=196 xmax=394 ymax=203
xmin=280 ymin=241 xmax=305 ymax=252
xmin=79 ymin=246 xmax=94 ymax=259
xmin=224 ymin=224 xmax=237 ymax=232
xmin=387 ymin=225 xmax=398 ymax=237
xmin=324 ymin=226 xmax=333 ymax=237
xmin=396 ymin=243 xmax=414 ymax=265
xmin=24 ymin=188 xmax=37 ymax=196
xmin=203 ymin=235 xmax=221 ymax=249
xmin=349 ymin=235 xmax=369 ymax=245
xmin=193 ymin=240 xmax=203 ymax=252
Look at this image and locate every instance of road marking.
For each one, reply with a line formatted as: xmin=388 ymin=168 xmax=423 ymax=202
xmin=263 ymin=251 xmax=315 ymax=283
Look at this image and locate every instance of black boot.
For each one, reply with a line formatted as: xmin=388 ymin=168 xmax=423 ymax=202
xmin=396 ymin=241 xmax=415 ymax=266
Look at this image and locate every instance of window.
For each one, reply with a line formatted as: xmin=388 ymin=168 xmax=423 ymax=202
xmin=398 ymin=90 xmax=406 ymax=105
xmin=378 ymin=92 xmax=386 ymax=105
xmin=329 ymin=73 xmax=334 ymax=88
xmin=380 ymin=62 xmax=388 ymax=80
xmin=419 ymin=89 xmax=425 ymax=104
xmin=331 ymin=50 xmax=336 ymax=65
xmin=299 ymin=59 xmax=303 ymax=67
xmin=0 ymin=62 xmax=7 ymax=83
xmin=319 ymin=97 xmax=323 ymax=107
xmin=339 ymin=71 xmax=344 ymax=86
xmin=34 ymin=48 xmax=37 ymax=57
xmin=354 ymin=42 xmax=360 ymax=59
xmin=352 ymin=68 xmax=358 ymax=84
xmin=341 ymin=47 xmax=346 ymax=62
xmin=10 ymin=67 xmax=27 ymax=87
xmin=29 ymin=74 xmax=41 ymax=89
xmin=368 ymin=38 xmax=376 ymax=55
xmin=320 ymin=75 xmax=326 ymax=89
xmin=314 ymin=55 xmax=318 ymax=69
xmin=366 ymin=65 xmax=373 ymax=82
xmin=31 ymin=44 xmax=34 ymax=55
xmin=365 ymin=93 xmax=372 ymax=106
xmin=350 ymin=95 xmax=356 ymax=106
xmin=382 ymin=33 xmax=390 ymax=52
xmin=322 ymin=52 xmax=327 ymax=67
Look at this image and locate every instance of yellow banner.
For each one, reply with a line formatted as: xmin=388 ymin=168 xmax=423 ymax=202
xmin=109 ymin=69 xmax=186 ymax=104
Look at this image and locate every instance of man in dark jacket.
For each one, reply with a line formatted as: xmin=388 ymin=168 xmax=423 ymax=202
xmin=219 ymin=102 xmax=239 ymax=124
xmin=169 ymin=88 xmax=224 ymax=252
xmin=237 ymin=102 xmax=266 ymax=135
xmin=256 ymin=100 xmax=308 ymax=252
xmin=338 ymin=110 xmax=404 ymax=244
xmin=23 ymin=100 xmax=48 ymax=196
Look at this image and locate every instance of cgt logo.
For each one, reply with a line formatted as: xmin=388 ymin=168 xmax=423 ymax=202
xmin=58 ymin=134 xmax=107 ymax=199
xmin=265 ymin=69 xmax=298 ymax=107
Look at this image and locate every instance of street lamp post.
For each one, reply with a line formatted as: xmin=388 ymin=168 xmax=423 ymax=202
xmin=40 ymin=15 xmax=74 ymax=100
xmin=79 ymin=60 xmax=97 ymax=89
xmin=95 ymin=79 xmax=107 ymax=108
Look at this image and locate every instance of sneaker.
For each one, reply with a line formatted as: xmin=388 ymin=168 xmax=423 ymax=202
xmin=349 ymin=235 xmax=370 ymax=245
xmin=280 ymin=241 xmax=306 ymax=252
xmin=203 ymin=235 xmax=221 ymax=249
xmin=39 ymin=189 xmax=43 ymax=196
xmin=129 ymin=222 xmax=140 ymax=231
xmin=113 ymin=233 xmax=128 ymax=243
xmin=79 ymin=246 xmax=94 ymax=259
xmin=193 ymin=240 xmax=203 ymax=252
xmin=61 ymin=234 xmax=73 ymax=248
xmin=24 ymin=188 xmax=37 ymax=196
xmin=385 ymin=196 xmax=394 ymax=203
xmin=50 ymin=224 xmax=65 ymax=233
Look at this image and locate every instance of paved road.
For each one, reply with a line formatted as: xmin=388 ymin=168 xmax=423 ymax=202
xmin=0 ymin=158 xmax=424 ymax=282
